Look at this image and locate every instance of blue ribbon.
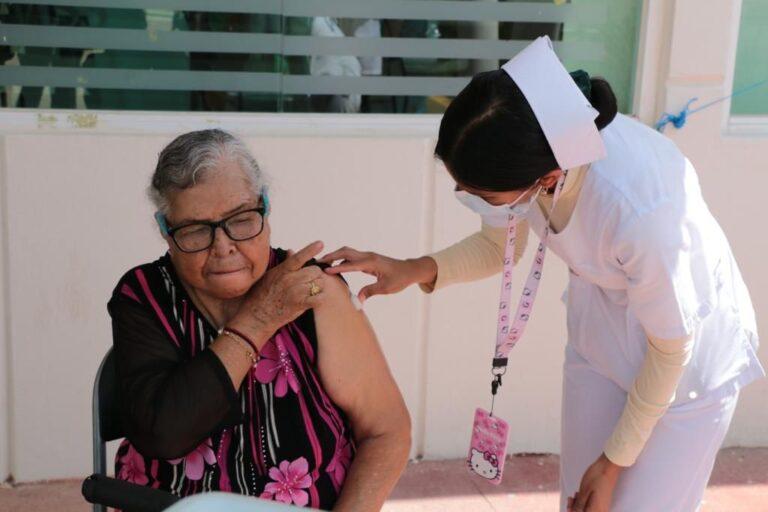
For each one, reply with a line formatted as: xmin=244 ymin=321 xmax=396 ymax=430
xmin=655 ymin=98 xmax=697 ymax=132
xmin=655 ymin=78 xmax=768 ymax=132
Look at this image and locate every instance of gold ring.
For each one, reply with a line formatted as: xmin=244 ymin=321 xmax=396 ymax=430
xmin=309 ymin=281 xmax=322 ymax=297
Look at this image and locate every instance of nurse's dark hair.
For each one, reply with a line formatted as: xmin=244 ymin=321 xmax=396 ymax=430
xmin=434 ymin=70 xmax=618 ymax=192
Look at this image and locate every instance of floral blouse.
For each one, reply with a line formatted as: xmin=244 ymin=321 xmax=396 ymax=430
xmin=110 ymin=249 xmax=355 ymax=509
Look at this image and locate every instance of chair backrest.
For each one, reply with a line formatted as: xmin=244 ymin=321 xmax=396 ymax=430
xmin=92 ymin=347 xmax=124 ymax=512
xmin=96 ymin=348 xmax=124 ymax=442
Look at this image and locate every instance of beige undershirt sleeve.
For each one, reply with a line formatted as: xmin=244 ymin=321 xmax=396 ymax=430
xmin=419 ymin=221 xmax=529 ymax=293
xmin=603 ymin=333 xmax=695 ymax=467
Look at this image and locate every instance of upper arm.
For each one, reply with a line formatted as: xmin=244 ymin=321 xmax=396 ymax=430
xmin=480 ymin=219 xmax=529 ymax=265
xmin=425 ymin=221 xmax=529 ymax=292
xmin=312 ymin=275 xmax=410 ymax=440
xmin=110 ymin=296 xmax=184 ymax=398
xmin=616 ymin=202 xmax=704 ymax=340
xmin=110 ymin=296 xmax=240 ymax=458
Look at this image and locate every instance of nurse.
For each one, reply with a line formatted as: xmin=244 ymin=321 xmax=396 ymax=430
xmin=320 ymin=37 xmax=764 ymax=512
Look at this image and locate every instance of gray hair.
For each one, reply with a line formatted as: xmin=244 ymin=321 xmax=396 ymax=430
xmin=149 ymin=129 xmax=267 ymax=216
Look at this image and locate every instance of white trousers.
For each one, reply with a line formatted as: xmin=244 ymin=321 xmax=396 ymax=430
xmin=560 ymin=345 xmax=740 ymax=512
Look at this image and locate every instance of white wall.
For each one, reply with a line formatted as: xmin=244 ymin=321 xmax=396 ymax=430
xmin=0 ymin=134 xmax=12 ymax=481
xmin=0 ymin=0 xmax=766 ymax=483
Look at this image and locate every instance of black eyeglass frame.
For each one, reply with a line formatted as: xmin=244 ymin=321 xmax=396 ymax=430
xmin=166 ymin=206 xmax=267 ymax=253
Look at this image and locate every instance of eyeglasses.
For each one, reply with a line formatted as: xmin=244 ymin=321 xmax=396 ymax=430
xmin=163 ymin=207 xmax=267 ymax=253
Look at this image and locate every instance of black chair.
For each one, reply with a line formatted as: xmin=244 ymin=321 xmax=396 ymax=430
xmin=82 ymin=348 xmax=179 ymax=512
xmin=92 ymin=348 xmax=121 ymax=482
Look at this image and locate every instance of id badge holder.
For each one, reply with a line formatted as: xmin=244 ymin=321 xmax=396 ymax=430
xmin=467 ymin=408 xmax=509 ymax=484
xmin=467 ymin=369 xmax=509 ymax=484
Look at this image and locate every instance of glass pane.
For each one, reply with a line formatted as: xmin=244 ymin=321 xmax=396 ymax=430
xmin=283 ymin=0 xmax=640 ymax=114
xmin=0 ymin=1 xmax=642 ymax=114
xmin=731 ymin=0 xmax=768 ymax=116
xmin=0 ymin=4 xmax=281 ymax=111
xmin=558 ymin=0 xmax=642 ymax=114
xmin=281 ymin=16 xmax=468 ymax=114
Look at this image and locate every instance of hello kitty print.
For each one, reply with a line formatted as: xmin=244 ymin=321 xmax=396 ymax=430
xmin=467 ymin=408 xmax=509 ymax=484
xmin=469 ymin=449 xmax=499 ymax=480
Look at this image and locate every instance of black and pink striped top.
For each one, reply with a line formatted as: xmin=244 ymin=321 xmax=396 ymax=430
xmin=110 ymin=249 xmax=355 ymax=509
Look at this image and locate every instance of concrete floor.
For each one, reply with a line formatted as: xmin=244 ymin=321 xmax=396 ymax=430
xmin=2 ymin=448 xmax=766 ymax=511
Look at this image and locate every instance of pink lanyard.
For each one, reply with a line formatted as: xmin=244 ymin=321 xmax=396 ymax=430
xmin=489 ymin=172 xmax=568 ymax=409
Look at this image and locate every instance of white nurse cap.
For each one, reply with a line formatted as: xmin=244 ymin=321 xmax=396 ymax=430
xmin=502 ymin=36 xmax=607 ymax=170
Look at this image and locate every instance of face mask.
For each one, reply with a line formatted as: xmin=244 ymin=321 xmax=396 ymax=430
xmin=454 ymin=183 xmax=542 ymax=227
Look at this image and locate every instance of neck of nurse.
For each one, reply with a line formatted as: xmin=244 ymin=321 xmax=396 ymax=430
xmin=560 ymin=164 xmax=587 ymax=197
xmin=537 ymin=164 xmax=589 ymax=234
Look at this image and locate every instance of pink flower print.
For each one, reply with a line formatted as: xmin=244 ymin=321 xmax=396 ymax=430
xmin=117 ymin=443 xmax=149 ymax=486
xmin=254 ymin=337 xmax=300 ymax=397
xmin=168 ymin=439 xmax=216 ymax=481
xmin=260 ymin=457 xmax=313 ymax=507
xmin=326 ymin=439 xmax=353 ymax=488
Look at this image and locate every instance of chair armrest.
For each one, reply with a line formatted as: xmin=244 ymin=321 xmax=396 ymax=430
xmin=82 ymin=474 xmax=180 ymax=512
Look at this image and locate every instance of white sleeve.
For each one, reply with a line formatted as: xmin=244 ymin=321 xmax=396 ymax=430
xmin=615 ymin=200 xmax=707 ymax=340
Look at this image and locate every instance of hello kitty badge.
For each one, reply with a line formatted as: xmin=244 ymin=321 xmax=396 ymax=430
xmin=468 ymin=408 xmax=509 ymax=484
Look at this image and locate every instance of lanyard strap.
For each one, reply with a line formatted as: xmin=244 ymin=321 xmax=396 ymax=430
xmin=490 ymin=172 xmax=568 ymax=402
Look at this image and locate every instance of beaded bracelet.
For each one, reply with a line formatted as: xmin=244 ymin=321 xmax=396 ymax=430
xmin=223 ymin=327 xmax=259 ymax=353
xmin=221 ymin=329 xmax=258 ymax=365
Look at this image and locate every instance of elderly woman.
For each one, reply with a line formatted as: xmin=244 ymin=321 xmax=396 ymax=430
xmin=110 ymin=129 xmax=411 ymax=511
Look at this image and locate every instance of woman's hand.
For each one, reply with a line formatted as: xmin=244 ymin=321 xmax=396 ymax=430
xmin=567 ymin=453 xmax=623 ymax=512
xmin=318 ymin=247 xmax=437 ymax=302
xmin=229 ymin=241 xmax=329 ymax=342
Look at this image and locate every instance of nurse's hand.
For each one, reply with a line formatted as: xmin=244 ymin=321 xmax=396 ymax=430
xmin=567 ymin=453 xmax=623 ymax=512
xmin=319 ymin=247 xmax=437 ymax=303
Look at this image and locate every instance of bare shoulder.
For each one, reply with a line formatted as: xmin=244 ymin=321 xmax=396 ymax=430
xmin=315 ymin=272 xmax=359 ymax=313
